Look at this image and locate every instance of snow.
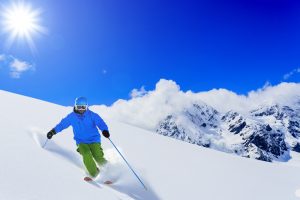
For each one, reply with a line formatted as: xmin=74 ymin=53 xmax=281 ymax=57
xmin=2 ymin=89 xmax=300 ymax=199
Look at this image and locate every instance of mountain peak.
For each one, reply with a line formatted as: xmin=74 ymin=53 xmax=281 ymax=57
xmin=156 ymin=100 xmax=300 ymax=162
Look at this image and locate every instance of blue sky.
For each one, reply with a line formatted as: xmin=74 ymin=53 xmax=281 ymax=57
xmin=0 ymin=0 xmax=300 ymax=106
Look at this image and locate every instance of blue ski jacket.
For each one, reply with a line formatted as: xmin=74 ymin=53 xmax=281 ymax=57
xmin=54 ymin=109 xmax=108 ymax=145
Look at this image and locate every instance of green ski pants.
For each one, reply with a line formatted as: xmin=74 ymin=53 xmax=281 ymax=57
xmin=78 ymin=143 xmax=107 ymax=177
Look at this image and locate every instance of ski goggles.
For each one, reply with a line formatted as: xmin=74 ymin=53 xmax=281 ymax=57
xmin=75 ymin=105 xmax=87 ymax=110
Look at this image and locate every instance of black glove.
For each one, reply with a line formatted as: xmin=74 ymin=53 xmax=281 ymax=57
xmin=102 ymin=130 xmax=110 ymax=138
xmin=47 ymin=129 xmax=56 ymax=139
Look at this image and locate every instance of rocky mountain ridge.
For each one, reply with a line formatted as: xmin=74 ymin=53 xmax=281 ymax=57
xmin=156 ymin=102 xmax=300 ymax=162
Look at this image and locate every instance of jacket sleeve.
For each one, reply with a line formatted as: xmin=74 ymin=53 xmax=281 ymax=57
xmin=93 ymin=113 xmax=109 ymax=131
xmin=54 ymin=114 xmax=72 ymax=133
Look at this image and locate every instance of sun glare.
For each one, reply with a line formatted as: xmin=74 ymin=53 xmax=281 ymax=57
xmin=1 ymin=1 xmax=46 ymax=51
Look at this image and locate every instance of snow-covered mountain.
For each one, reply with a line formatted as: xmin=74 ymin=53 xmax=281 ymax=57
xmin=156 ymin=101 xmax=300 ymax=162
xmin=156 ymin=103 xmax=220 ymax=147
xmin=90 ymin=80 xmax=300 ymax=163
xmin=3 ymin=89 xmax=300 ymax=199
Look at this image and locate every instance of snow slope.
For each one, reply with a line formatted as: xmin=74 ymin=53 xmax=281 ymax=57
xmin=1 ymin=89 xmax=300 ymax=200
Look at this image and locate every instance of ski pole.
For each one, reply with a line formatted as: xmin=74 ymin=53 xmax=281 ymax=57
xmin=42 ymin=138 xmax=49 ymax=148
xmin=108 ymin=138 xmax=148 ymax=190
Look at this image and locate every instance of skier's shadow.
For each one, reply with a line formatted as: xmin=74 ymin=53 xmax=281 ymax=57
xmin=110 ymin=179 xmax=161 ymax=200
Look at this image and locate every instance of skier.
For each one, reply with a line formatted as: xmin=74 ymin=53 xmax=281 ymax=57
xmin=46 ymin=97 xmax=110 ymax=180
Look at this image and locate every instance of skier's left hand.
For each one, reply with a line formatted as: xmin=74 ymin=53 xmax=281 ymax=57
xmin=102 ymin=130 xmax=110 ymax=138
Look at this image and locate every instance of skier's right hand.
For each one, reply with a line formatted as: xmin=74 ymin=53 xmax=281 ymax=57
xmin=47 ymin=129 xmax=56 ymax=139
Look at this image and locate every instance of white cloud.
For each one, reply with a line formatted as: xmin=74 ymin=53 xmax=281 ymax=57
xmin=283 ymin=68 xmax=300 ymax=80
xmin=93 ymin=79 xmax=300 ymax=131
xmin=0 ymin=54 xmax=34 ymax=78
xmin=130 ymin=86 xmax=147 ymax=98
xmin=197 ymin=82 xmax=300 ymax=113
xmin=94 ymin=79 xmax=191 ymax=130
xmin=9 ymin=57 xmax=34 ymax=78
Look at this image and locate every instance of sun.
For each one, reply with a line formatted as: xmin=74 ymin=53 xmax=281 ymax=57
xmin=1 ymin=1 xmax=46 ymax=51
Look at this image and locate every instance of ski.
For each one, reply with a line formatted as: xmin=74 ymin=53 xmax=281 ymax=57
xmin=84 ymin=176 xmax=93 ymax=182
xmin=83 ymin=177 xmax=135 ymax=200
xmin=104 ymin=180 xmax=113 ymax=184
xmin=83 ymin=177 xmax=113 ymax=185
